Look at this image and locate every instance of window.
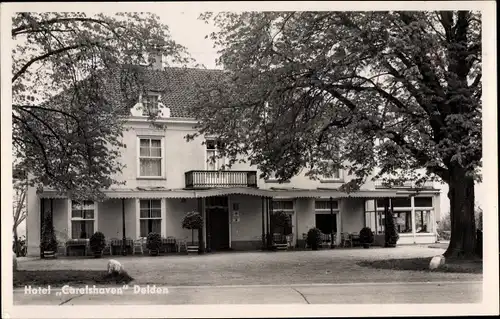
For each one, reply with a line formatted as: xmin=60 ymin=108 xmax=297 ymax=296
xmin=319 ymin=160 xmax=341 ymax=181
xmin=139 ymin=200 xmax=162 ymax=237
xmin=142 ymin=94 xmax=160 ymax=116
xmin=376 ymin=198 xmax=411 ymax=208
xmin=315 ymin=200 xmax=339 ymax=234
xmin=138 ymin=138 xmax=163 ymax=177
xmin=206 ymin=139 xmax=226 ymax=170
xmin=71 ymin=201 xmax=95 ymax=239
xmin=414 ymin=197 xmax=433 ymax=207
xmin=271 ymin=200 xmax=294 ymax=235
xmin=415 ymin=210 xmax=432 ymax=233
xmin=315 ymin=200 xmax=339 ymax=210
xmin=272 ymin=200 xmax=294 ymax=211
xmin=394 ymin=211 xmax=412 ymax=233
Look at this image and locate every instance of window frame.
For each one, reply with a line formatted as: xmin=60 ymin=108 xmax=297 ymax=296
xmin=318 ymin=159 xmax=343 ymax=182
xmin=68 ymin=200 xmax=98 ymax=239
xmin=205 ymin=138 xmax=226 ymax=171
xmin=138 ymin=199 xmax=163 ymax=238
xmin=137 ymin=136 xmax=165 ymax=179
xmin=141 ymin=93 xmax=161 ymax=117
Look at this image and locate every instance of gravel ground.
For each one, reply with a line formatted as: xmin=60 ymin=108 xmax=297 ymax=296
xmin=17 ymin=246 xmax=481 ymax=286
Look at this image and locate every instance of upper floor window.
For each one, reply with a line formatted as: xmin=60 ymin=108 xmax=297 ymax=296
xmin=142 ymin=94 xmax=160 ymax=116
xmin=206 ymin=139 xmax=226 ymax=170
xmin=319 ymin=161 xmax=341 ymax=181
xmin=138 ymin=137 xmax=164 ymax=178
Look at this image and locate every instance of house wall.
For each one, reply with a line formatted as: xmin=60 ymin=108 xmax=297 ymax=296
xmin=165 ymin=198 xmax=198 ymax=240
xmin=112 ymin=120 xmax=382 ymax=191
xmin=229 ymin=194 xmax=264 ymax=250
xmin=340 ymin=198 xmax=365 ymax=233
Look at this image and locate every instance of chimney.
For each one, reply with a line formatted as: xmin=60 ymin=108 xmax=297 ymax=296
xmin=148 ymin=47 xmax=165 ymax=71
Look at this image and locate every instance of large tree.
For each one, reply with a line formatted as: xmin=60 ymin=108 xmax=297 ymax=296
xmin=12 ymin=12 xmax=189 ymax=201
xmin=188 ymin=11 xmax=482 ymax=258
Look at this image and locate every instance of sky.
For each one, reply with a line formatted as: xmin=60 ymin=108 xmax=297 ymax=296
xmin=156 ymin=11 xmax=220 ymax=69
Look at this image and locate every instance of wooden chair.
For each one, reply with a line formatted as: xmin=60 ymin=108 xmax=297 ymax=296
xmin=176 ymin=238 xmax=187 ymax=253
xmin=133 ymin=238 xmax=144 ymax=255
xmin=320 ymin=233 xmax=332 ymax=248
xmin=102 ymin=239 xmax=112 ymax=256
xmin=341 ymin=232 xmax=353 ymax=247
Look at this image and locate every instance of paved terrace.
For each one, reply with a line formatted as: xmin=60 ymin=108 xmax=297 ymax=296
xmin=17 ymin=246 xmax=482 ymax=286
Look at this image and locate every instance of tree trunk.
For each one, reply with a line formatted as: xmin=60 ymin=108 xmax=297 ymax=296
xmin=198 ymin=227 xmax=205 ymax=254
xmin=13 ymin=228 xmax=19 ymax=257
xmin=444 ymin=165 xmax=477 ymax=259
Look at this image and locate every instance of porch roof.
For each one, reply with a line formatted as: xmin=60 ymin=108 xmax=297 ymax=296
xmin=37 ymin=186 xmax=437 ymax=200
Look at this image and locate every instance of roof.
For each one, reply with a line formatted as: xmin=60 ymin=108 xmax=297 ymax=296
xmin=131 ymin=66 xmax=224 ymax=118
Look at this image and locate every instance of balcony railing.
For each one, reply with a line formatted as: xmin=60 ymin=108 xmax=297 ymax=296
xmin=185 ymin=170 xmax=258 ymax=189
xmin=374 ymin=180 xmax=435 ymax=189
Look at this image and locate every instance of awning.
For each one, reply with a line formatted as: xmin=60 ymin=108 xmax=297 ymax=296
xmin=38 ymin=186 xmax=437 ymax=200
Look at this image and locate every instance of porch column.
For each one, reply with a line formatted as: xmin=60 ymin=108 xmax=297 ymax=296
xmin=411 ymin=196 xmax=416 ymax=243
xmin=39 ymin=198 xmax=45 ymax=258
xmin=266 ymin=197 xmax=273 ymax=249
xmin=383 ymin=197 xmax=390 ymax=247
xmin=122 ymin=199 xmax=127 ymax=255
xmin=197 ymin=198 xmax=204 ymax=254
xmin=329 ymin=197 xmax=334 ymax=248
xmin=261 ymin=197 xmax=265 ymax=249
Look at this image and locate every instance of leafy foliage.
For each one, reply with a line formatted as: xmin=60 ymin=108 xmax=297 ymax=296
xmin=181 ymin=211 xmax=203 ymax=230
xmin=41 ymin=214 xmax=58 ymax=252
xmin=12 ymin=12 xmax=189 ymax=201
xmin=189 ymin=11 xmax=481 ymax=257
xmin=306 ymin=227 xmax=322 ymax=249
xmin=89 ymin=231 xmax=106 ymax=253
xmin=359 ymin=227 xmax=374 ymax=244
xmin=271 ymin=210 xmax=292 ymax=235
xmin=146 ymin=232 xmax=162 ymax=251
xmin=385 ymin=212 xmax=399 ymax=247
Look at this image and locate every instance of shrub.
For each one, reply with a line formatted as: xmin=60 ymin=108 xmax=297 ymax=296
xmin=306 ymin=228 xmax=322 ymax=250
xmin=182 ymin=211 xmax=203 ymax=245
xmin=181 ymin=211 xmax=203 ymax=229
xmin=41 ymin=214 xmax=58 ymax=252
xmin=385 ymin=211 xmax=399 ymax=247
xmin=146 ymin=232 xmax=162 ymax=251
xmin=89 ymin=231 xmax=106 ymax=253
xmin=271 ymin=210 xmax=292 ymax=236
xmin=359 ymin=227 xmax=374 ymax=244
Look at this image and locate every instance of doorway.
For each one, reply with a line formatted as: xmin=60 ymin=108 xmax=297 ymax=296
xmin=205 ymin=196 xmax=230 ymax=251
xmin=315 ymin=213 xmax=338 ymax=234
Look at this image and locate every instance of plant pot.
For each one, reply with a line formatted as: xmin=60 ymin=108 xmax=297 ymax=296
xmin=149 ymin=249 xmax=159 ymax=256
xmin=363 ymin=243 xmax=370 ymax=249
xmin=43 ymin=250 xmax=56 ymax=258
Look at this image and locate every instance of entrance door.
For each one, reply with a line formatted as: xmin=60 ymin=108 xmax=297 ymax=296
xmin=206 ymin=196 xmax=230 ymax=251
xmin=315 ymin=213 xmax=337 ymax=234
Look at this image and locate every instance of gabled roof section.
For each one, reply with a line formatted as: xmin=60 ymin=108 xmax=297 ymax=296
xmin=131 ymin=66 xmax=225 ymax=118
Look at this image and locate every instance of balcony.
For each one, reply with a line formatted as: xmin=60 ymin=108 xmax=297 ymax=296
xmin=185 ymin=170 xmax=258 ymax=189
xmin=374 ymin=180 xmax=435 ymax=189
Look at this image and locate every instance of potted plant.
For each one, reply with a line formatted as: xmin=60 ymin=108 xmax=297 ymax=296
xmin=359 ymin=227 xmax=374 ymax=249
xmin=89 ymin=231 xmax=106 ymax=258
xmin=41 ymin=214 xmax=58 ymax=258
xmin=306 ymin=228 xmax=322 ymax=251
xmin=146 ymin=232 xmax=162 ymax=256
xmin=182 ymin=211 xmax=203 ymax=253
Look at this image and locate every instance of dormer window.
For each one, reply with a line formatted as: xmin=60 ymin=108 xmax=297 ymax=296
xmin=142 ymin=94 xmax=160 ymax=116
